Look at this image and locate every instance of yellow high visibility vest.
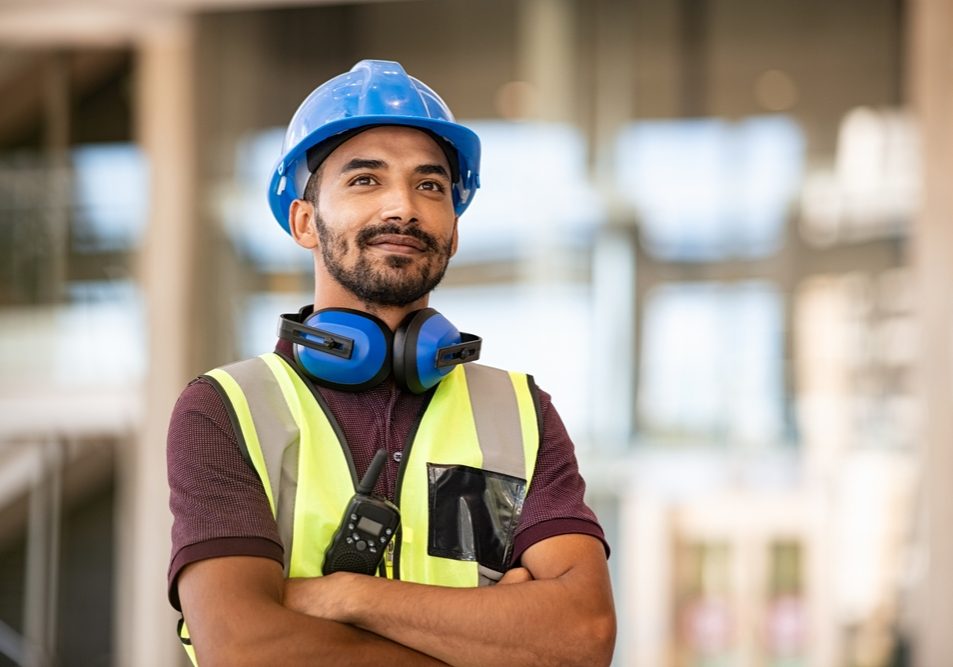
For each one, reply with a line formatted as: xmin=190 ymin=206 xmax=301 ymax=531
xmin=178 ymin=352 xmax=540 ymax=664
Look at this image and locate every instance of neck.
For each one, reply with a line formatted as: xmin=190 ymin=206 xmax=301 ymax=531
xmin=312 ymin=264 xmax=429 ymax=332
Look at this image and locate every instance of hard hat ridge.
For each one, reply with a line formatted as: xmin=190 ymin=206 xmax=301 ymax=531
xmin=268 ymin=59 xmax=481 ymax=234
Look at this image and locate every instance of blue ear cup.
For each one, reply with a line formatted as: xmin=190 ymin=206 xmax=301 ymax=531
xmin=279 ymin=308 xmax=392 ymax=392
xmin=393 ymin=308 xmax=482 ymax=394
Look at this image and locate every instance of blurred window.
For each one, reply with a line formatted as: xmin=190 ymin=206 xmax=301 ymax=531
xmin=71 ymin=143 xmax=148 ymax=252
xmin=57 ymin=280 xmax=146 ymax=385
xmin=615 ymin=116 xmax=804 ymax=261
xmin=638 ymin=281 xmax=784 ymax=445
xmin=224 ymin=128 xmax=311 ymax=273
xmin=453 ymin=121 xmax=603 ymax=263
xmin=0 ymin=144 xmax=146 ymax=389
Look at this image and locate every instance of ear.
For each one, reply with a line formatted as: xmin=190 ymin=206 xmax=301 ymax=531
xmin=450 ymin=216 xmax=459 ymax=258
xmin=289 ymin=199 xmax=319 ymax=249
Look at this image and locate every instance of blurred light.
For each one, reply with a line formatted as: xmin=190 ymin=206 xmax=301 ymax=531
xmin=754 ymin=69 xmax=799 ymax=112
xmin=494 ymin=80 xmax=538 ymax=120
xmin=800 ymin=107 xmax=919 ymax=246
xmin=615 ymin=116 xmax=804 ymax=261
xmin=834 ymin=450 xmax=916 ymax=622
xmin=795 ymin=272 xmax=918 ymax=475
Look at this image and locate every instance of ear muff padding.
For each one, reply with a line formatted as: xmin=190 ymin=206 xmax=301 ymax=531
xmin=394 ymin=308 xmax=467 ymax=394
xmin=280 ymin=307 xmax=393 ymax=392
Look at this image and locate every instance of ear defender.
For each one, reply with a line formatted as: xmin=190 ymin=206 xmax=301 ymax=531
xmin=278 ymin=306 xmax=482 ymax=394
xmin=279 ymin=307 xmax=393 ymax=392
xmin=393 ymin=308 xmax=482 ymax=394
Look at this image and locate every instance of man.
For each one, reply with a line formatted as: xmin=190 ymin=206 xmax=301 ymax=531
xmin=167 ymin=60 xmax=615 ymax=667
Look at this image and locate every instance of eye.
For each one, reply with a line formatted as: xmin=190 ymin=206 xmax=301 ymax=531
xmin=349 ymin=175 xmax=378 ymax=186
xmin=418 ymin=180 xmax=447 ymax=193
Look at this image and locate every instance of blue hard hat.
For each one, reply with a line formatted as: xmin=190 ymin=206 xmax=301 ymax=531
xmin=268 ymin=59 xmax=481 ymax=234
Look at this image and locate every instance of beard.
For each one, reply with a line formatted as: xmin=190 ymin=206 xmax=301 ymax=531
xmin=314 ymin=216 xmax=454 ymax=308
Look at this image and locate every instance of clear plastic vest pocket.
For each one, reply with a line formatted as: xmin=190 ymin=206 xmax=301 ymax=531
xmin=427 ymin=463 xmax=527 ymax=573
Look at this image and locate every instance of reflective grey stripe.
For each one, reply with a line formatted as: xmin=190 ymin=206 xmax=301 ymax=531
xmin=463 ymin=364 xmax=527 ymax=479
xmin=463 ymin=364 xmax=530 ymax=584
xmin=220 ymin=356 xmax=300 ymax=573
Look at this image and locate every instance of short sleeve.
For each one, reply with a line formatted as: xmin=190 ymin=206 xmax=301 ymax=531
xmin=166 ymin=378 xmax=283 ymax=610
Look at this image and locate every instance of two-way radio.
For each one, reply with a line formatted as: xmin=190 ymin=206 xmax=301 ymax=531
xmin=322 ymin=449 xmax=401 ymax=576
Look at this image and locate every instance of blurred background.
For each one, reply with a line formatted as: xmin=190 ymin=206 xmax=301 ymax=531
xmin=0 ymin=0 xmax=951 ymax=665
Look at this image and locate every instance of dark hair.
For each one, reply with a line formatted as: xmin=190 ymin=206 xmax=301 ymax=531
xmin=303 ymin=167 xmax=321 ymax=204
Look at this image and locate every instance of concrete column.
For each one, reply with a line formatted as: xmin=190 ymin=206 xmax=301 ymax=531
xmin=908 ymin=0 xmax=953 ymax=664
xmin=513 ymin=0 xmax=578 ymax=287
xmin=591 ymin=0 xmax=637 ymax=181
xmin=590 ymin=0 xmax=639 ymax=449
xmin=116 ymin=15 xmax=197 ymax=667
xmin=591 ymin=226 xmax=637 ymax=448
xmin=43 ymin=51 xmax=70 ymax=305
xmin=517 ymin=0 xmax=576 ymax=123
xmin=23 ymin=440 xmax=63 ymax=667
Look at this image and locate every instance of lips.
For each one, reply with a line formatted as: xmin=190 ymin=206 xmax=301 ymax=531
xmin=365 ymin=234 xmax=428 ymax=252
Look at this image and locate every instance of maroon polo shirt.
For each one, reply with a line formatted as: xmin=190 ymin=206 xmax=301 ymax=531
xmin=167 ymin=339 xmax=608 ymax=610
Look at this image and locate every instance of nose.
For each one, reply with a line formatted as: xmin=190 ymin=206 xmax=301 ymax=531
xmin=379 ymin=183 xmax=419 ymax=225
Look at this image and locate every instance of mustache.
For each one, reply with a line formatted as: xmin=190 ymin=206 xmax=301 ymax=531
xmin=356 ymin=223 xmax=440 ymax=252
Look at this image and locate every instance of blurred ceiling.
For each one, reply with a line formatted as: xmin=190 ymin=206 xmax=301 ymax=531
xmin=0 ymin=50 xmax=128 ymax=148
xmin=0 ymin=0 xmax=397 ymax=46
xmin=0 ymin=0 xmax=399 ymax=149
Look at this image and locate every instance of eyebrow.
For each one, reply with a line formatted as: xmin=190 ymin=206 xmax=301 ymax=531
xmin=339 ymin=158 xmax=450 ymax=179
xmin=414 ymin=164 xmax=451 ymax=179
xmin=340 ymin=158 xmax=386 ymax=174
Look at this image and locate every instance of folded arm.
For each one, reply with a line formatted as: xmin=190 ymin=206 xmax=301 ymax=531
xmin=284 ymin=533 xmax=616 ymax=667
xmin=178 ymin=555 xmax=448 ymax=667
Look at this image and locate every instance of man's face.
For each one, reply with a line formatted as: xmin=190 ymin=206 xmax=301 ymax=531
xmin=306 ymin=126 xmax=458 ymax=308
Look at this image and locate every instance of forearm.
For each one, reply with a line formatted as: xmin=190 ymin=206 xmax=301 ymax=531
xmin=336 ymin=574 xmax=613 ymax=667
xmin=179 ymin=556 xmax=448 ymax=667
xmin=286 ymin=536 xmax=615 ymax=667
xmin=192 ymin=602 xmax=447 ymax=667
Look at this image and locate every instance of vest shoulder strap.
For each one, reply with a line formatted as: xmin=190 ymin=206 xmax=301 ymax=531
xmin=204 ymin=354 xmax=301 ymax=545
xmin=460 ymin=363 xmax=540 ymax=482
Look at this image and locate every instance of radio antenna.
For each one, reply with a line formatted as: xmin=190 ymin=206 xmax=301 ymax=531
xmin=357 ymin=449 xmax=388 ymax=495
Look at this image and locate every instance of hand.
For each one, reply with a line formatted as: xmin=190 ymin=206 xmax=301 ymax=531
xmin=498 ymin=567 xmax=534 ymax=585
